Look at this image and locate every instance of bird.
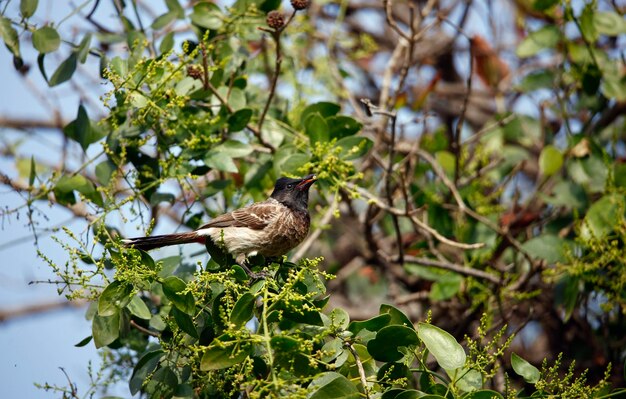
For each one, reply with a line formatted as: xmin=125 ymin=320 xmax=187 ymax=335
xmin=122 ymin=174 xmax=317 ymax=269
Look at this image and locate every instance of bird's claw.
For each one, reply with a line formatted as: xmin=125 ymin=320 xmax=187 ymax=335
xmin=247 ymin=269 xmax=272 ymax=281
xmin=239 ymin=262 xmax=272 ymax=281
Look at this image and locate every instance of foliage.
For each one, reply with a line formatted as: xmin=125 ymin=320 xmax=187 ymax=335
xmin=1 ymin=0 xmax=626 ymax=397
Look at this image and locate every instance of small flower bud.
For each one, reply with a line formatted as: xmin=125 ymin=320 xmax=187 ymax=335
xmin=290 ymin=0 xmax=310 ymax=10
xmin=266 ymin=10 xmax=285 ymax=30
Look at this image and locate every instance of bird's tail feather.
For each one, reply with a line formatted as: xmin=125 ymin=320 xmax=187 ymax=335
xmin=122 ymin=232 xmax=203 ymax=251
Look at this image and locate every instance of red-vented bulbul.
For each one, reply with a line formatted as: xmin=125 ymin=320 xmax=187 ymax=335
xmin=122 ymin=175 xmax=317 ymax=265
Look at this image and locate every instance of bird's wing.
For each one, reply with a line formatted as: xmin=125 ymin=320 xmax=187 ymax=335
xmin=199 ymin=201 xmax=280 ymax=230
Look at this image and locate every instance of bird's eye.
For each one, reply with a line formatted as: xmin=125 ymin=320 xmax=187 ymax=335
xmin=287 ymin=184 xmax=293 ymax=189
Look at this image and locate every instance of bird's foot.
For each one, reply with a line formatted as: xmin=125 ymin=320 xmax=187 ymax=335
xmin=239 ymin=263 xmax=272 ymax=281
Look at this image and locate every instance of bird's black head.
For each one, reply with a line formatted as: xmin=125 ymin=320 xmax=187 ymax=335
xmin=271 ymin=174 xmax=317 ymax=211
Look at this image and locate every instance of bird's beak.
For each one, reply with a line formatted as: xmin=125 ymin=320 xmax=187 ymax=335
xmin=296 ymin=174 xmax=317 ymax=190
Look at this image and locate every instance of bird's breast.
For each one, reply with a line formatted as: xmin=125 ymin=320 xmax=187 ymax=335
xmin=261 ymin=209 xmax=310 ymax=257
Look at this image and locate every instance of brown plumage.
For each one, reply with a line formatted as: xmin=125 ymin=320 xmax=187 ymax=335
xmin=123 ymin=175 xmax=317 ymax=265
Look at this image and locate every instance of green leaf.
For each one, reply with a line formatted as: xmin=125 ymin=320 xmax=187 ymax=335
xmin=581 ymin=64 xmax=601 ymax=95
xmin=129 ymin=350 xmax=164 ymax=395
xmin=0 ymin=17 xmax=21 ymax=57
xmin=214 ymin=140 xmax=253 ymax=158
xmin=261 ymin=118 xmax=287 ymax=148
xmin=173 ymin=384 xmax=193 ymax=398
xmin=165 ymin=0 xmax=184 ymax=17
xmin=162 ymin=276 xmax=196 ymax=315
xmin=329 ymin=307 xmax=350 ymax=330
xmin=394 ymin=390 xmax=427 ymax=399
xmin=77 ymin=33 xmax=92 ymax=63
xmin=521 ymin=234 xmax=570 ymax=263
xmin=150 ymin=314 xmax=167 ymax=331
xmin=282 ymin=299 xmax=324 ymax=325
xmin=539 ymin=145 xmax=563 ymax=176
xmin=205 ymin=237 xmax=234 ymax=267
xmin=271 ymin=335 xmax=300 ymax=352
xmin=305 ymin=113 xmax=329 ymax=144
xmin=279 ymin=153 xmax=309 ymax=175
xmin=532 ymin=0 xmax=558 ymax=11
xmin=580 ymin=194 xmax=624 ymax=240
xmin=454 ymin=368 xmax=483 ymax=392
xmin=462 ymin=389 xmax=504 ymax=399
xmin=567 ymin=156 xmax=607 ymax=193
xmin=543 ymin=180 xmax=587 ymax=210
xmin=54 ymin=174 xmax=101 ymax=206
xmin=593 ymin=11 xmax=626 ymax=36
xmin=98 ymin=280 xmax=133 ymax=316
xmin=516 ymin=26 xmax=560 ymax=58
xmin=127 ymin=295 xmax=151 ymax=320
xmin=228 ymin=108 xmax=253 ymax=132
xmin=28 ymin=156 xmax=36 ymax=186
xmin=230 ymin=292 xmax=255 ymax=328
xmin=171 ymin=306 xmax=199 ymax=338
xmin=92 ymin=311 xmax=120 ymax=348
xmin=37 ymin=53 xmax=48 ymax=82
xmin=95 ymin=160 xmax=117 ymax=186
xmin=517 ymin=70 xmax=555 ymax=92
xmin=129 ymin=91 xmax=148 ymax=108
xmin=63 ymin=105 xmax=105 ymax=150
xmin=150 ymin=192 xmax=175 ymax=206
xmin=511 ymin=353 xmax=540 ymax=383
xmin=32 ymin=26 xmax=60 ymax=54
xmin=307 ymin=372 xmax=360 ymax=399
xmin=602 ymin=76 xmax=626 ymax=101
xmin=109 ymin=56 xmax=128 ymax=77
xmin=49 ymin=52 xmax=78 ymax=86
xmin=205 ymin=151 xmax=238 ymax=173
xmin=190 ymin=3 xmax=223 ymax=30
xmin=151 ymin=11 xmax=177 ymax=30
xmin=377 ymin=362 xmax=411 ymax=387
xmin=201 ymin=336 xmax=251 ymax=370
xmin=20 ymin=0 xmax=39 ymax=18
xmin=144 ymin=366 xmax=177 ymax=397
xmin=379 ymin=304 xmax=413 ymax=328
xmin=616 ymin=164 xmax=626 ymax=189
xmin=367 ymin=325 xmax=420 ymax=362
xmin=417 ymin=323 xmax=466 ymax=370
xmin=435 ymin=150 xmax=456 ymax=176
xmin=579 ymin=4 xmax=597 ymax=42
xmin=159 ymin=31 xmax=175 ymax=54
xmin=335 ymin=136 xmax=373 ymax=160
xmin=429 ymin=275 xmax=462 ymax=301
xmin=348 ymin=314 xmax=391 ymax=335
xmin=74 ymin=335 xmax=92 ymax=347
xmin=327 ymin=115 xmax=362 ymax=139
xmin=300 ymin=102 xmax=341 ymax=127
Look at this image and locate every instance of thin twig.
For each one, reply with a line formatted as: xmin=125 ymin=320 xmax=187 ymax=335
xmin=257 ymin=11 xmax=297 ymax=140
xmin=361 ymin=100 xmax=405 ymax=263
xmin=346 ymin=343 xmax=370 ymax=399
xmin=130 ymin=320 xmax=160 ymax=337
xmin=414 ymin=148 xmax=467 ymax=213
xmin=351 ymin=184 xmax=484 ymax=250
xmin=438 ymin=15 xmax=473 ymax=186
xmin=0 ymin=299 xmax=87 ymax=323
xmin=383 ymin=0 xmax=410 ymax=40
xmin=395 ymin=290 xmax=430 ymax=305
xmin=403 ymin=255 xmax=501 ymax=284
xmin=59 ymin=367 xmax=79 ymax=399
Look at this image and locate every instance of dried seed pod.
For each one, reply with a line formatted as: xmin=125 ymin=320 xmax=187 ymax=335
xmin=291 ymin=0 xmax=310 ymax=10
xmin=266 ymin=10 xmax=285 ymax=30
